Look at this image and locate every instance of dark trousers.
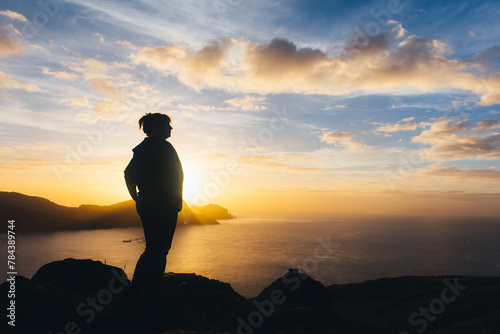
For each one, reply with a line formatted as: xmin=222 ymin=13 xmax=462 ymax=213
xmin=131 ymin=197 xmax=178 ymax=301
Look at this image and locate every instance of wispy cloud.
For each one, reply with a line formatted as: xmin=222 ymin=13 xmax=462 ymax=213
xmin=174 ymin=103 xmax=219 ymax=113
xmin=237 ymin=154 xmax=333 ymax=174
xmin=320 ymin=131 xmax=367 ymax=151
xmin=0 ymin=146 xmax=14 ymax=153
xmin=418 ymin=164 xmax=500 ymax=181
xmin=375 ymin=117 xmax=430 ymax=134
xmin=413 ymin=117 xmax=500 ymax=160
xmin=0 ymin=10 xmax=27 ymax=22
xmin=42 ymin=68 xmax=80 ymax=81
xmin=0 ymin=70 xmax=42 ymax=92
xmin=204 ymin=152 xmax=231 ymax=160
xmin=0 ymin=35 xmax=24 ymax=58
xmin=224 ymin=95 xmax=267 ymax=111
xmin=90 ymin=80 xmax=123 ymax=100
xmin=323 ymin=105 xmax=347 ymax=111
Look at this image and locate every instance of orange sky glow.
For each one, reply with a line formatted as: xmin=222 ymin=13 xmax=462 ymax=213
xmin=1 ymin=1 xmax=500 ymax=218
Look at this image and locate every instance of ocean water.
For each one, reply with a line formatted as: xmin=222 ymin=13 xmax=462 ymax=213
xmin=2 ymin=215 xmax=500 ymax=297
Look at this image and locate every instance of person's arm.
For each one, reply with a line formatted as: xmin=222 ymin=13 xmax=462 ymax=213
xmin=175 ymin=166 xmax=183 ymax=211
xmin=124 ymin=158 xmax=139 ymax=201
xmin=163 ymin=142 xmax=184 ymax=211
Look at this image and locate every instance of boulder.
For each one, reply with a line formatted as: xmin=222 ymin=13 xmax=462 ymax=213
xmin=32 ymin=258 xmax=130 ymax=298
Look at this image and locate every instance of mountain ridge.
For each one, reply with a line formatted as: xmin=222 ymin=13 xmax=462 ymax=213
xmin=0 ymin=191 xmax=232 ymax=232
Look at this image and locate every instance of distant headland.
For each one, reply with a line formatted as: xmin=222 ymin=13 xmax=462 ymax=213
xmin=0 ymin=191 xmax=234 ymax=233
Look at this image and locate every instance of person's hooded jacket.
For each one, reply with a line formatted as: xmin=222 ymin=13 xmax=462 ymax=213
xmin=124 ymin=137 xmax=183 ymax=209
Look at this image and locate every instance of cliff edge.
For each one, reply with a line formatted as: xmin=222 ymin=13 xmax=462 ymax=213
xmin=2 ymin=259 xmax=500 ymax=333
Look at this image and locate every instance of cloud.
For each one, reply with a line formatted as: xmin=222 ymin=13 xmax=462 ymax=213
xmin=15 ymin=143 xmax=67 ymax=152
xmin=204 ymin=152 xmax=231 ymax=160
xmin=93 ymin=101 xmax=121 ymax=118
xmin=0 ymin=70 xmax=42 ymax=92
xmin=118 ymin=40 xmax=140 ymax=51
xmin=237 ymin=154 xmax=315 ymax=163
xmin=175 ymin=103 xmax=218 ymax=113
xmin=237 ymin=154 xmax=333 ymax=174
xmin=132 ymin=43 xmax=191 ymax=72
xmin=76 ymin=100 xmax=138 ymax=123
xmin=132 ymin=37 xmax=329 ymax=94
xmin=375 ymin=117 xmax=429 ymax=133
xmin=478 ymin=75 xmax=500 ymax=106
xmin=473 ymin=46 xmax=500 ymax=69
xmin=0 ymin=10 xmax=27 ymax=22
xmin=413 ymin=117 xmax=500 ymax=160
xmin=388 ymin=20 xmax=407 ymax=39
xmin=130 ymin=26 xmax=500 ymax=105
xmin=0 ymin=35 xmax=24 ymax=57
xmin=412 ymin=117 xmax=468 ymax=143
xmin=224 ymin=95 xmax=267 ymax=111
xmin=77 ymin=101 xmax=127 ymax=123
xmin=418 ymin=165 xmax=500 ymax=182
xmin=61 ymin=56 xmax=171 ymax=123
xmin=29 ymin=44 xmax=48 ymax=54
xmin=43 ymin=68 xmax=80 ymax=80
xmin=426 ymin=133 xmax=500 ymax=160
xmin=276 ymin=154 xmax=315 ymax=162
xmin=323 ymin=105 xmax=347 ymax=111
xmin=68 ymin=97 xmax=90 ymax=107
xmin=90 ymin=80 xmax=122 ymax=99
xmin=66 ymin=58 xmax=110 ymax=81
xmin=0 ymin=146 xmax=14 ymax=154
xmin=320 ymin=131 xmax=366 ymax=150
xmin=377 ymin=122 xmax=418 ymax=132
xmin=473 ymin=119 xmax=500 ymax=134
xmin=93 ymin=32 xmax=104 ymax=42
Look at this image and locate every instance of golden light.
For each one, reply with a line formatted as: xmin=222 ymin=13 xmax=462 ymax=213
xmin=180 ymin=159 xmax=205 ymax=205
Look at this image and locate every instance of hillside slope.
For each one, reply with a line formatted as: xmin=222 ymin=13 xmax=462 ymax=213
xmin=0 ymin=192 xmax=221 ymax=232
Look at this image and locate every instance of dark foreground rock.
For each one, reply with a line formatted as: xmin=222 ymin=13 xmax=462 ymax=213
xmin=2 ymin=259 xmax=500 ymax=334
xmin=329 ymin=275 xmax=500 ymax=333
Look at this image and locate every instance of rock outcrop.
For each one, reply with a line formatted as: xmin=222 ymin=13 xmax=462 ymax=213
xmin=2 ymin=259 xmax=500 ymax=333
xmin=191 ymin=204 xmax=235 ymax=220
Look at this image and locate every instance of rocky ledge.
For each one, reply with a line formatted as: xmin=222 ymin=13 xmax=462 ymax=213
xmin=2 ymin=258 xmax=500 ymax=333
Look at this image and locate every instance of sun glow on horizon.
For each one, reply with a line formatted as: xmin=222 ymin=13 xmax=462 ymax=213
xmin=1 ymin=1 xmax=500 ymax=218
xmin=180 ymin=159 xmax=207 ymax=205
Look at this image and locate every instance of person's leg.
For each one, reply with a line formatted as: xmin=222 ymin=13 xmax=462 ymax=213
xmin=130 ymin=198 xmax=178 ymax=303
xmin=144 ymin=210 xmax=178 ymax=303
xmin=129 ymin=251 xmax=148 ymax=298
xmin=129 ymin=198 xmax=155 ymax=298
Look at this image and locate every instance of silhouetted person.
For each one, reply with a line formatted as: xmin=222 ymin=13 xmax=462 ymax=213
xmin=124 ymin=113 xmax=183 ymax=307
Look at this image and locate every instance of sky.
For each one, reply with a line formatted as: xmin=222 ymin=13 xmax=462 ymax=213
xmin=1 ymin=0 xmax=500 ymax=216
